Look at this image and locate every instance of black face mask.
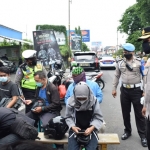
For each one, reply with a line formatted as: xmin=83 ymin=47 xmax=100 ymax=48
xmin=142 ymin=41 xmax=150 ymax=54
xmin=124 ymin=53 xmax=132 ymax=60
xmin=31 ymin=59 xmax=37 ymax=66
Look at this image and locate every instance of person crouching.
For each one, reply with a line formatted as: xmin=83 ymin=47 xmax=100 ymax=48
xmin=65 ymin=82 xmax=103 ymax=150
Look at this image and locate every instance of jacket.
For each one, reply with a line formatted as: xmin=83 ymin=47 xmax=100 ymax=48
xmin=65 ymin=80 xmax=103 ymax=104
xmin=35 ymin=81 xmax=62 ymax=113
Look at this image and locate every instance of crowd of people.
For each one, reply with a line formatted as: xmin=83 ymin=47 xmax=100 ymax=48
xmin=1 ymin=26 xmax=150 ymax=150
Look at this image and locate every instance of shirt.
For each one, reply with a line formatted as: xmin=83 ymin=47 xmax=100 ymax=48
xmin=39 ymin=88 xmax=50 ymax=106
xmin=65 ymin=80 xmax=103 ymax=104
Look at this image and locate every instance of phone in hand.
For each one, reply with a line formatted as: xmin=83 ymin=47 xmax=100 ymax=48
xmin=31 ymin=108 xmax=36 ymax=111
xmin=19 ymin=96 xmax=26 ymax=104
xmin=77 ymin=130 xmax=85 ymax=134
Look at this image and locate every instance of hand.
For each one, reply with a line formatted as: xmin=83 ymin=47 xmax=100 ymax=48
xmin=112 ymin=90 xmax=117 ymax=98
xmin=84 ymin=126 xmax=95 ymax=136
xmin=142 ymin=106 xmax=146 ymax=117
xmin=33 ymin=107 xmax=42 ymax=113
xmin=72 ymin=126 xmax=81 ymax=134
xmin=25 ymin=100 xmax=32 ymax=105
xmin=142 ymin=92 xmax=145 ymax=97
xmin=20 ymin=95 xmax=25 ymax=100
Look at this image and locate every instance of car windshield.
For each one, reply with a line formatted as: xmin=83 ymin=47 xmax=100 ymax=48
xmin=75 ymin=55 xmax=94 ymax=60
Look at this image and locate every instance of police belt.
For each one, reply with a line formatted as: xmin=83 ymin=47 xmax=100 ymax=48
xmin=122 ymin=83 xmax=141 ymax=89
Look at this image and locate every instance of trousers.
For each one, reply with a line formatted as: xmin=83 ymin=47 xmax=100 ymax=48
xmin=146 ymin=117 xmax=150 ymax=149
xmin=120 ymin=86 xmax=146 ymax=138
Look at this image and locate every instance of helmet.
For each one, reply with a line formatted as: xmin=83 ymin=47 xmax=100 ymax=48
xmin=31 ymin=97 xmax=45 ymax=111
xmin=44 ymin=116 xmax=68 ymax=140
xmin=54 ymin=60 xmax=62 ymax=70
xmin=22 ymin=50 xmax=37 ymax=59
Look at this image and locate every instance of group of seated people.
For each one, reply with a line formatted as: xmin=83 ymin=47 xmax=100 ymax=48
xmin=0 ymin=66 xmax=103 ymax=150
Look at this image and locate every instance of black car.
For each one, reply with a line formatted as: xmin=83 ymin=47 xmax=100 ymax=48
xmin=72 ymin=51 xmax=100 ymax=72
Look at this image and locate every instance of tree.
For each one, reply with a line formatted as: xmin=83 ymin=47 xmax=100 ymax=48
xmin=136 ymin=0 xmax=150 ymax=26
xmin=82 ymin=43 xmax=90 ymax=51
xmin=118 ymin=4 xmax=142 ymax=35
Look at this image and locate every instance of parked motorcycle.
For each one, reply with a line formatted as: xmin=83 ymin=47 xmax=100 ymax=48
xmin=86 ymin=72 xmax=105 ymax=90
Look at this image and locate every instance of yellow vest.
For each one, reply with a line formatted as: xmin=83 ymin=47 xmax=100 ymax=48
xmin=21 ymin=62 xmax=42 ymax=90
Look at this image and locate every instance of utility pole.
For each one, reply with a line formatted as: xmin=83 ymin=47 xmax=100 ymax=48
xmin=117 ymin=29 xmax=118 ymax=51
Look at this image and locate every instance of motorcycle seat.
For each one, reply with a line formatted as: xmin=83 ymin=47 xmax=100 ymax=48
xmin=86 ymin=72 xmax=97 ymax=76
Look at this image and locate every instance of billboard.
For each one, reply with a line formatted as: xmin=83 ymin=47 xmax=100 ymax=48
xmin=33 ymin=30 xmax=62 ymax=66
xmin=71 ymin=35 xmax=81 ymax=51
xmin=91 ymin=42 xmax=102 ymax=51
xmin=67 ymin=30 xmax=90 ymax=42
xmin=54 ymin=31 xmax=66 ymax=45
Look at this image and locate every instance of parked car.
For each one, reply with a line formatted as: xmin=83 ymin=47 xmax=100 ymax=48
xmin=99 ymin=55 xmax=116 ymax=69
xmin=72 ymin=51 xmax=100 ymax=72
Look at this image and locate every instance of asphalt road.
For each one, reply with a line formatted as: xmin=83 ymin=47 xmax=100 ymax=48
xmin=11 ymin=70 xmax=146 ymax=150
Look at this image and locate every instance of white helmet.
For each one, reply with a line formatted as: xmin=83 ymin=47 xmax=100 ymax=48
xmin=22 ymin=50 xmax=37 ymax=59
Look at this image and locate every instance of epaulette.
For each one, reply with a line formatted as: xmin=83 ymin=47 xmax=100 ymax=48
xmin=19 ymin=63 xmax=27 ymax=71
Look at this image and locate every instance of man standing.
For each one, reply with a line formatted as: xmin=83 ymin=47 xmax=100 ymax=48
xmin=138 ymin=27 xmax=150 ymax=149
xmin=112 ymin=43 xmax=147 ymax=147
xmin=15 ymin=50 xmax=47 ymax=113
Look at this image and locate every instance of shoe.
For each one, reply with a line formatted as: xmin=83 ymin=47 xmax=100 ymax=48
xmin=121 ymin=133 xmax=131 ymax=140
xmin=141 ymin=138 xmax=147 ymax=147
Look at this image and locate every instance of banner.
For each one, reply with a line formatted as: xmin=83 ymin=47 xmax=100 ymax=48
xmin=91 ymin=42 xmax=102 ymax=51
xmin=67 ymin=30 xmax=90 ymax=42
xmin=33 ymin=30 xmax=62 ymax=66
xmin=54 ymin=31 xmax=66 ymax=45
xmin=71 ymin=35 xmax=81 ymax=51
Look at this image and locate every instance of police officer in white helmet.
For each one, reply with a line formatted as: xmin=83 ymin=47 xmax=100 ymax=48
xmin=14 ymin=50 xmax=47 ymax=113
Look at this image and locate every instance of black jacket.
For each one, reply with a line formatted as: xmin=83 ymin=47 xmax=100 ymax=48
xmin=35 ymin=81 xmax=62 ymax=113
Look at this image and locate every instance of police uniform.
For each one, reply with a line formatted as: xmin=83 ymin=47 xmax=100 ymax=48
xmin=112 ymin=43 xmax=147 ymax=146
xmin=15 ymin=50 xmax=47 ymax=113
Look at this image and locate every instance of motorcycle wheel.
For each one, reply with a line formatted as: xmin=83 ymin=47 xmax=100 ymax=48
xmin=96 ymin=79 xmax=105 ymax=90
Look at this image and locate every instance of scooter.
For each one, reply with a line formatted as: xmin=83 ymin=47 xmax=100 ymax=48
xmin=86 ymin=72 xmax=105 ymax=90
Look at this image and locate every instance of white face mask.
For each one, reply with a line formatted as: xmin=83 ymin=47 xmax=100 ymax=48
xmin=0 ymin=77 xmax=8 ymax=82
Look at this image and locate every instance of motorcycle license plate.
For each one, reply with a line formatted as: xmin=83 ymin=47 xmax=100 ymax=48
xmin=80 ymin=63 xmax=90 ymax=66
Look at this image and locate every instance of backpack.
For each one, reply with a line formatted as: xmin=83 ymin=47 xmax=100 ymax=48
xmin=10 ymin=108 xmax=39 ymax=140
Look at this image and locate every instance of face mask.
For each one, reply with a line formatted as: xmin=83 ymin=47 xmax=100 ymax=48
xmin=32 ymin=59 xmax=37 ymax=66
xmin=36 ymin=82 xmax=43 ymax=87
xmin=73 ymin=72 xmax=86 ymax=84
xmin=142 ymin=42 xmax=150 ymax=54
xmin=124 ymin=53 xmax=132 ymax=60
xmin=0 ymin=77 xmax=8 ymax=82
xmin=78 ymin=100 xmax=87 ymax=104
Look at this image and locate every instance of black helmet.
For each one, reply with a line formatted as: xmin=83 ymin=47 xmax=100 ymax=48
xmin=44 ymin=116 xmax=68 ymax=140
xmin=31 ymin=97 xmax=45 ymax=111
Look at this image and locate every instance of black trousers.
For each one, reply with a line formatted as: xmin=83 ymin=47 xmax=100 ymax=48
xmin=22 ymin=88 xmax=35 ymax=113
xmin=146 ymin=117 xmax=150 ymax=149
xmin=120 ymin=86 xmax=146 ymax=138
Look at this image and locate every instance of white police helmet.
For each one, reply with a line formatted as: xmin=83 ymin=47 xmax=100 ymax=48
xmin=22 ymin=50 xmax=37 ymax=59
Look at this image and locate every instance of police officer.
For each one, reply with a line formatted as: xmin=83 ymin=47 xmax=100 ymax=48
xmin=112 ymin=43 xmax=147 ymax=147
xmin=14 ymin=50 xmax=47 ymax=113
xmin=138 ymin=27 xmax=150 ymax=149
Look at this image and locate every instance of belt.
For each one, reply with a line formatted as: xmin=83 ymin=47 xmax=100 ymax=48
xmin=122 ymin=83 xmax=141 ymax=89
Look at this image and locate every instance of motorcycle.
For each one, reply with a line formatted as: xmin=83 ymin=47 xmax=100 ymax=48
xmin=86 ymin=72 xmax=105 ymax=90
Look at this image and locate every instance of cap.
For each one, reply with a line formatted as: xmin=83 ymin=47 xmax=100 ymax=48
xmin=138 ymin=27 xmax=150 ymax=41
xmin=122 ymin=43 xmax=135 ymax=52
xmin=22 ymin=50 xmax=37 ymax=59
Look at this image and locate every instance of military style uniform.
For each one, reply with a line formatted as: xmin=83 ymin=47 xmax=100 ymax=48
xmin=112 ymin=57 xmax=146 ymax=139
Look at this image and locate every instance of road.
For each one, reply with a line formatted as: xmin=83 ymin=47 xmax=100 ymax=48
xmin=11 ymin=70 xmax=145 ymax=150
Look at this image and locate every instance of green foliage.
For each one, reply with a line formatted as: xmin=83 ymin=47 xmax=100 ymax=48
xmin=118 ymin=4 xmax=142 ymax=35
xmin=126 ymin=31 xmax=142 ymax=51
xmin=82 ymin=43 xmax=90 ymax=51
xmin=36 ymin=24 xmax=69 ymax=57
xmin=114 ymin=49 xmax=123 ymax=57
xmin=59 ymin=45 xmax=70 ymax=57
xmin=21 ymin=39 xmax=33 ymax=54
xmin=136 ymin=0 xmax=150 ymax=26
xmin=0 ymin=39 xmax=11 ymax=46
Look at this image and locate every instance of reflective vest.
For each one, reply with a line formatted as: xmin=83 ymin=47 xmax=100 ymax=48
xmin=21 ymin=62 xmax=42 ymax=90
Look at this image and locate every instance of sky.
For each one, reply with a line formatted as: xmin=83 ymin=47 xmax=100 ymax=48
xmin=0 ymin=0 xmax=136 ymax=48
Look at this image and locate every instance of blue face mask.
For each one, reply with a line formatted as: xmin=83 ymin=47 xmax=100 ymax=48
xmin=36 ymin=82 xmax=43 ymax=87
xmin=0 ymin=77 xmax=8 ymax=82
